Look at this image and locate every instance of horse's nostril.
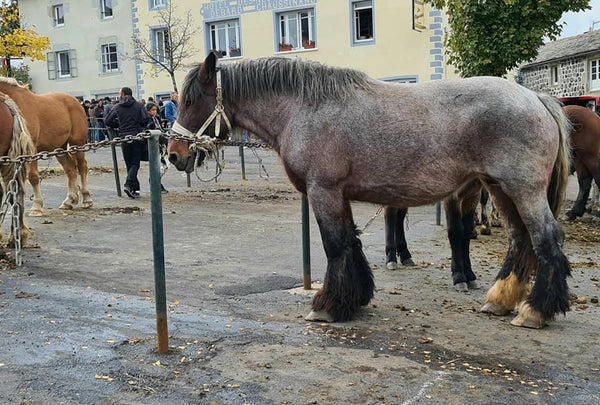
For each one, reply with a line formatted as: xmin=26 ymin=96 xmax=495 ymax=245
xmin=168 ymin=153 xmax=179 ymax=164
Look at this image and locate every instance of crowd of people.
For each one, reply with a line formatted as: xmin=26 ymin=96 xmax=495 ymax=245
xmin=80 ymin=88 xmax=178 ymax=199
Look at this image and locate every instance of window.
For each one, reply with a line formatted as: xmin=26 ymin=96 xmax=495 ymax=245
xmin=101 ymin=43 xmax=119 ymax=73
xmin=277 ymin=9 xmax=315 ymax=52
xmin=46 ymin=50 xmax=77 ymax=79
xmin=151 ymin=0 xmax=167 ymax=9
xmin=101 ymin=0 xmax=113 ymax=19
xmin=57 ymin=51 xmax=71 ymax=77
xmin=53 ymin=4 xmax=65 ymax=27
xmin=208 ymin=19 xmax=241 ymax=58
xmin=591 ymin=59 xmax=600 ymax=91
xmin=153 ymin=28 xmax=170 ymax=63
xmin=550 ymin=65 xmax=559 ymax=85
xmin=352 ymin=1 xmax=373 ymax=43
xmin=384 ymin=76 xmax=418 ymax=84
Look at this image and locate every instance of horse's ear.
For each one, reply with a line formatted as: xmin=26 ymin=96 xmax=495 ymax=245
xmin=199 ymin=52 xmax=218 ymax=84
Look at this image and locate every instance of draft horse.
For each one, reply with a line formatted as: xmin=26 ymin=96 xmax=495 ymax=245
xmin=169 ymin=53 xmax=572 ymax=329
xmin=0 ymin=77 xmax=92 ymax=216
xmin=562 ymin=105 xmax=600 ymax=220
xmin=0 ymin=93 xmax=35 ymax=244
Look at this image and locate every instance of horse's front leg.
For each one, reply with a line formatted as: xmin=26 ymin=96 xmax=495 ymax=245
xmin=73 ymin=151 xmax=93 ymax=208
xmin=305 ymin=188 xmax=374 ymax=322
xmin=395 ymin=208 xmax=414 ymax=266
xmin=55 ymin=154 xmax=80 ymax=210
xmin=444 ymin=196 xmax=469 ymax=291
xmin=28 ymin=160 xmax=44 ymax=217
xmin=384 ymin=206 xmax=399 ymax=269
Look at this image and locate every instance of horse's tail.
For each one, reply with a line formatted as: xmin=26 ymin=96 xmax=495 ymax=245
xmin=537 ymin=93 xmax=571 ymax=218
xmin=3 ymin=97 xmax=35 ymax=185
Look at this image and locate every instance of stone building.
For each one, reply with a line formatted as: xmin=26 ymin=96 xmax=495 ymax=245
xmin=518 ymin=28 xmax=600 ymax=97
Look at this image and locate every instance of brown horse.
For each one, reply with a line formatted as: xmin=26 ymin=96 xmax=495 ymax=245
xmin=169 ymin=54 xmax=572 ymax=328
xmin=0 ymin=93 xmax=35 ymax=244
xmin=563 ymin=105 xmax=600 ymax=220
xmin=0 ymin=77 xmax=92 ymax=216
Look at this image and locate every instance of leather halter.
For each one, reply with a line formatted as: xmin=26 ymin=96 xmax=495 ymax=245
xmin=171 ymin=70 xmax=232 ymax=139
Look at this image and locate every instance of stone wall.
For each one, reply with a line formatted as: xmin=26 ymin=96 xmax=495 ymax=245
xmin=519 ymin=57 xmax=586 ymax=96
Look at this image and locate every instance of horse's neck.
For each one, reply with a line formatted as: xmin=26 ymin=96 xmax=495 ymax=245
xmin=0 ymin=83 xmax=26 ymax=101
xmin=231 ymin=97 xmax=291 ymax=149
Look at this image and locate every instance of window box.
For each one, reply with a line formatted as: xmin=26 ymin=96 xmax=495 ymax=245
xmin=279 ymin=43 xmax=293 ymax=52
xmin=303 ymin=40 xmax=315 ymax=49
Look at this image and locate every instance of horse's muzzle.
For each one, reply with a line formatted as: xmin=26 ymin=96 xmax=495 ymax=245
xmin=168 ymin=151 xmax=196 ymax=173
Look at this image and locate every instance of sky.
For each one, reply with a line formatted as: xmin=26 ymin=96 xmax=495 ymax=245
xmin=557 ymin=0 xmax=600 ymax=38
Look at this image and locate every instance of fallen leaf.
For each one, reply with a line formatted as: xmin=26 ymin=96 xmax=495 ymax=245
xmin=139 ymin=288 xmax=150 ymax=293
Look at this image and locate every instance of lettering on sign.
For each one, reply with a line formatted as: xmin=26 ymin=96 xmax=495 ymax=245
xmin=201 ymin=0 xmax=318 ymax=19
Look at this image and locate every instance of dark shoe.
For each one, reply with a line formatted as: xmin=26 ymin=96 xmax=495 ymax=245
xmin=124 ymin=186 xmax=136 ymax=199
xmin=160 ymin=185 xmax=168 ymax=194
xmin=133 ymin=190 xmax=140 ymax=196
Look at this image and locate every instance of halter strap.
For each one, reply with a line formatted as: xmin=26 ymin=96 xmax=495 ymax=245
xmin=171 ymin=70 xmax=232 ymax=139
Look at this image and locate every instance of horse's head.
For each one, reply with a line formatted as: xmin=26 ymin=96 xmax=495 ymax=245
xmin=168 ymin=52 xmax=230 ymax=173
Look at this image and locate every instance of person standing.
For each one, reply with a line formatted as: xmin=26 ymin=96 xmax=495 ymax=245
xmin=164 ymin=92 xmax=178 ymax=128
xmin=104 ymin=87 xmax=149 ymax=199
xmin=146 ymin=102 xmax=169 ymax=193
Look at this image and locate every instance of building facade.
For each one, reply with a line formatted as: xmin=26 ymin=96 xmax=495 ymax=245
xmin=519 ymin=29 xmax=600 ymax=97
xmin=19 ymin=0 xmax=456 ymax=102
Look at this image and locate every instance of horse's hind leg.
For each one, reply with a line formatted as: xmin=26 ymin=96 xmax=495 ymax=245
xmin=479 ymin=188 xmax=491 ymax=235
xmin=305 ymin=188 xmax=374 ymax=322
xmin=28 ymin=160 xmax=44 ymax=217
xmin=55 ymin=154 xmax=80 ymax=209
xmin=384 ymin=206 xmax=399 ymax=269
xmin=73 ymin=151 xmax=93 ymax=208
xmin=481 ymin=186 xmax=531 ymax=315
xmin=566 ymin=167 xmax=592 ymax=220
xmin=395 ymin=208 xmax=414 ymax=266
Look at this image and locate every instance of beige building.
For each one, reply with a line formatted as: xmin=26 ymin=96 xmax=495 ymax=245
xmin=19 ymin=1 xmax=454 ymax=102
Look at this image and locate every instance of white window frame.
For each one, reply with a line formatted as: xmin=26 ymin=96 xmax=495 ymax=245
xmin=151 ymin=0 xmax=167 ymax=10
xmin=57 ymin=51 xmax=71 ymax=77
xmin=208 ymin=19 xmax=241 ymax=59
xmin=153 ymin=28 xmax=170 ymax=63
xmin=101 ymin=0 xmax=113 ymax=19
xmin=277 ymin=9 xmax=315 ymax=52
xmin=591 ymin=59 xmax=600 ymax=91
xmin=53 ymin=4 xmax=65 ymax=27
xmin=550 ymin=65 xmax=559 ymax=86
xmin=352 ymin=0 xmax=374 ymax=44
xmin=101 ymin=43 xmax=119 ymax=73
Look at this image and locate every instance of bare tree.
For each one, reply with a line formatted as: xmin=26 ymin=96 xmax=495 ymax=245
xmin=131 ymin=2 xmax=199 ymax=92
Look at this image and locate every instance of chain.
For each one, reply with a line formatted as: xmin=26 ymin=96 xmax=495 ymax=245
xmin=0 ymin=162 xmax=26 ymax=265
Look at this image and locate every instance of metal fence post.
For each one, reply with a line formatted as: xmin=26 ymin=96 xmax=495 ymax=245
xmin=302 ymin=194 xmax=311 ymax=289
xmin=148 ymin=130 xmax=168 ymax=353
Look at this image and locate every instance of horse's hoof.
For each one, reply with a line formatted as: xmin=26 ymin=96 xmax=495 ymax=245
xmin=454 ymin=282 xmax=468 ymax=292
xmin=510 ymin=302 xmax=546 ymax=329
xmin=59 ymin=203 xmax=74 ymax=210
xmin=480 ymin=227 xmax=491 ymax=236
xmin=28 ymin=210 xmax=43 ymax=217
xmin=401 ymin=258 xmax=415 ymax=266
xmin=82 ymin=201 xmax=93 ymax=209
xmin=467 ymin=280 xmax=481 ymax=290
xmin=386 ymin=261 xmax=398 ymax=270
xmin=305 ymin=310 xmax=335 ymax=322
xmin=480 ymin=302 xmax=511 ymax=316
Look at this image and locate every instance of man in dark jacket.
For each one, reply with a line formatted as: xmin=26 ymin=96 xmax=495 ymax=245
xmin=105 ymin=87 xmax=149 ymax=199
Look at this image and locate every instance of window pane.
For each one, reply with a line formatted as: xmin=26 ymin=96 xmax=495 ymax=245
xmin=55 ymin=5 xmax=64 ymax=25
xmin=58 ymin=52 xmax=70 ymax=76
xmin=288 ymin=15 xmax=298 ymax=48
xmin=300 ymin=12 xmax=310 ymax=43
xmin=102 ymin=0 xmax=113 ymax=18
xmin=354 ymin=1 xmax=373 ymax=41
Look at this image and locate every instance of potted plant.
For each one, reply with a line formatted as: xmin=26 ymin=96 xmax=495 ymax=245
xmin=303 ymin=40 xmax=315 ymax=49
xmin=279 ymin=43 xmax=293 ymax=52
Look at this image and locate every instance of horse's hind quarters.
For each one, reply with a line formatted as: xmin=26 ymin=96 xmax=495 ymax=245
xmin=509 ymin=302 xmax=547 ymax=329
xmin=305 ymin=309 xmax=335 ymax=323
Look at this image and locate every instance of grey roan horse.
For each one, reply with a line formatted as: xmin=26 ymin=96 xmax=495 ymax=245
xmin=169 ymin=53 xmax=571 ymax=329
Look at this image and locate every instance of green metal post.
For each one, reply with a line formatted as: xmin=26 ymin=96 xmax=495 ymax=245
xmin=186 ymin=172 xmax=191 ymax=188
xmin=148 ymin=130 xmax=168 ymax=353
xmin=239 ymin=145 xmax=246 ymax=180
xmin=436 ymin=201 xmax=441 ymax=226
xmin=302 ymin=195 xmax=311 ymax=289
xmin=110 ymin=143 xmax=121 ymax=197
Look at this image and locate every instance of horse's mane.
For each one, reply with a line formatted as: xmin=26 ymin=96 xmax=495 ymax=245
xmin=0 ymin=76 xmax=26 ymax=88
xmin=183 ymin=57 xmax=375 ymax=106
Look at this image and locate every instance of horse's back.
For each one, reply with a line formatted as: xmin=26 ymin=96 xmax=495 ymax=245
xmin=564 ymin=105 xmax=600 ymax=154
xmin=28 ymin=92 xmax=88 ymax=147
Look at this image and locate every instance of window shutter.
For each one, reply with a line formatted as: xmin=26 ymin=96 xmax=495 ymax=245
xmin=69 ymin=49 xmax=78 ymax=77
xmin=47 ymin=52 xmax=56 ymax=80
